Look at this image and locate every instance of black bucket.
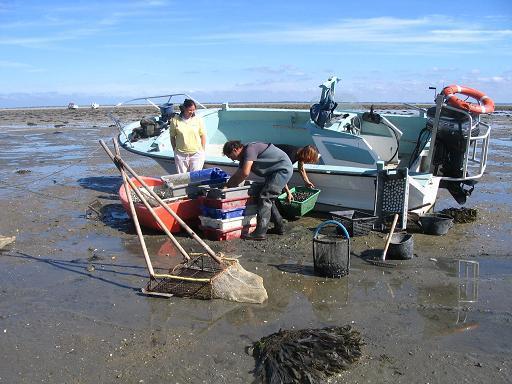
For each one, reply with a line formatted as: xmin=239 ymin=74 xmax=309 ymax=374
xmin=313 ymin=220 xmax=350 ymax=278
xmin=418 ymin=213 xmax=454 ymax=235
xmin=387 ymin=232 xmax=414 ymax=260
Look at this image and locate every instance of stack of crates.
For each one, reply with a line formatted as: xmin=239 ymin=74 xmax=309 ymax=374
xmin=198 ymin=181 xmax=261 ymax=241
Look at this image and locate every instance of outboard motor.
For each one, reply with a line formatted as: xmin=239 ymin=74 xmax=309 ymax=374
xmin=130 ymin=103 xmax=175 ymax=142
xmin=159 ymin=102 xmax=175 ymax=123
xmin=427 ymin=106 xmax=478 ymax=204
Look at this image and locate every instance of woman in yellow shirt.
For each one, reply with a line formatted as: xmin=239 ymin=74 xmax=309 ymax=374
xmin=169 ymin=99 xmax=206 ymax=173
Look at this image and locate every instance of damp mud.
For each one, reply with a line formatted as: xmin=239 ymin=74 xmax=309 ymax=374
xmin=0 ymin=106 xmax=511 ymax=383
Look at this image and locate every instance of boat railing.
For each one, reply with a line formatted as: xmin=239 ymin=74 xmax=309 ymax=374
xmin=108 ymin=93 xmax=205 ymax=139
xmin=402 ymin=103 xmax=428 ymax=117
xmin=427 ymin=94 xmax=492 ymax=182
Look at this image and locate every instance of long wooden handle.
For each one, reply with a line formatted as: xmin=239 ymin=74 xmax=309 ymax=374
xmin=112 ymin=139 xmax=190 ymax=262
xmin=100 ymin=140 xmax=221 ymax=264
xmin=382 ymin=213 xmax=399 ymax=261
xmin=113 ymin=145 xmax=156 ymax=277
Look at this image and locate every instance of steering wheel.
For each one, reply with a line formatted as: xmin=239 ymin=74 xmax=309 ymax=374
xmin=349 ymin=115 xmax=362 ymax=135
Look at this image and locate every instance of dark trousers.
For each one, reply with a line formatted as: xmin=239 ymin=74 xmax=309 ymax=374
xmin=256 ymin=170 xmax=288 ymax=232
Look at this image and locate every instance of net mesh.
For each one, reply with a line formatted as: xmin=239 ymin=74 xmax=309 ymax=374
xmin=144 ymin=255 xmax=267 ymax=303
xmin=212 ymin=260 xmax=268 ymax=304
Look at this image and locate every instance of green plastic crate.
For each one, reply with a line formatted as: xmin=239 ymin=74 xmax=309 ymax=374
xmin=277 ymin=186 xmax=321 ymax=217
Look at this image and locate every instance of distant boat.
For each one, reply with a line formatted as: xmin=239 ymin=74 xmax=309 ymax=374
xmin=67 ymin=102 xmax=79 ymax=110
xmin=91 ymin=102 xmax=100 ymax=109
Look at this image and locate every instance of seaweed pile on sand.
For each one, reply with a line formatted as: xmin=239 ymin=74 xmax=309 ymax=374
xmin=440 ymin=207 xmax=478 ymax=223
xmin=252 ymin=325 xmax=363 ymax=383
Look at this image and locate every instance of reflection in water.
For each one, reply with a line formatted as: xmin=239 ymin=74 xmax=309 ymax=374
xmin=458 ymin=259 xmax=479 ymax=304
xmin=418 ymin=259 xmax=480 ymax=338
xmin=270 ymin=263 xmax=351 ymax=322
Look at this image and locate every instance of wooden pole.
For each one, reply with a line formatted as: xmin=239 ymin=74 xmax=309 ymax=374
xmin=110 ymin=144 xmax=156 ymax=277
xmin=112 ymin=139 xmax=190 ymax=261
xmin=99 ymin=140 xmax=221 ymax=264
xmin=382 ymin=213 xmax=399 ymax=261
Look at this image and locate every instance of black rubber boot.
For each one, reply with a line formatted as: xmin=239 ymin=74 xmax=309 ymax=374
xmin=267 ymin=202 xmax=285 ymax=235
xmin=244 ymin=202 xmax=270 ymax=241
xmin=243 ymin=226 xmax=268 ymax=241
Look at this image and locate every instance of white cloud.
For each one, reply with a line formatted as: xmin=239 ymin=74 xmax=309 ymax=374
xmin=0 ymin=60 xmax=32 ymax=69
xmin=244 ymin=65 xmax=307 ymax=77
xmin=477 ymin=76 xmax=507 ymax=83
xmin=206 ymin=16 xmax=512 ymax=45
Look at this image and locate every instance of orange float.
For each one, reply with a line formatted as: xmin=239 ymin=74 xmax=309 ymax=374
xmin=442 ymin=85 xmax=494 ymax=114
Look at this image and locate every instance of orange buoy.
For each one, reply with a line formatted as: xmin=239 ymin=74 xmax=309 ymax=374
xmin=442 ymin=85 xmax=495 ymax=114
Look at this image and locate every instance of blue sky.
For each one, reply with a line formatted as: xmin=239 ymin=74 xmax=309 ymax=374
xmin=1 ymin=0 xmax=511 ymax=107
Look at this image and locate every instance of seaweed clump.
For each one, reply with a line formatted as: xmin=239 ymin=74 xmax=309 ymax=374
xmin=252 ymin=325 xmax=363 ymax=384
xmin=439 ymin=207 xmax=478 ymax=223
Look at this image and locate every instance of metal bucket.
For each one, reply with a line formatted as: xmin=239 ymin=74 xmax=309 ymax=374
xmin=387 ymin=232 xmax=414 ymax=260
xmin=313 ymin=220 xmax=350 ymax=278
xmin=418 ymin=213 xmax=454 ymax=235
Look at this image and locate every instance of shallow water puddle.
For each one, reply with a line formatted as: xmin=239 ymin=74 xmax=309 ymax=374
xmin=413 ymin=257 xmax=512 ymax=352
xmin=490 ymin=137 xmax=512 ymax=148
xmin=262 ymin=257 xmax=512 ymax=354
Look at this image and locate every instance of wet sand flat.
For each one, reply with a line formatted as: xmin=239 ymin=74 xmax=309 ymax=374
xmin=0 ymin=106 xmax=511 ymax=383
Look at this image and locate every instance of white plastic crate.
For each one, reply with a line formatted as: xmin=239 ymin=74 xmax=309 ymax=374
xmin=160 ymin=173 xmax=191 ymax=186
xmin=199 ymin=214 xmax=257 ymax=231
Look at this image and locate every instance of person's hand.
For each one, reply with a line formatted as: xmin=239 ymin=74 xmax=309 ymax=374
xmin=305 ymin=181 xmax=315 ymax=189
xmin=287 ymin=191 xmax=293 ymax=203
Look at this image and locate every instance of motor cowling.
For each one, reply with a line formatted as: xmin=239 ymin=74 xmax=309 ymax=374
xmin=428 ymin=106 xmax=478 ymax=204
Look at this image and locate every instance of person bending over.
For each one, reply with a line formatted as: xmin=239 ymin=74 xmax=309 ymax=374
xmin=223 ymin=141 xmax=293 ymax=241
xmin=169 ymin=99 xmax=206 ymax=173
xmin=274 ymin=144 xmax=319 ymax=202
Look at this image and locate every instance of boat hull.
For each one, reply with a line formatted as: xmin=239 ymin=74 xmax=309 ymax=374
xmin=146 ymin=153 xmax=438 ymax=214
xmin=116 ymin=104 xmax=440 ymax=215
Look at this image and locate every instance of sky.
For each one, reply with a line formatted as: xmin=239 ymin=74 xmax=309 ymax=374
xmin=0 ymin=0 xmax=511 ymax=108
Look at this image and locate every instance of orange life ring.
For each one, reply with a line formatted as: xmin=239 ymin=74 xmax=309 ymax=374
xmin=442 ymin=85 xmax=494 ymax=114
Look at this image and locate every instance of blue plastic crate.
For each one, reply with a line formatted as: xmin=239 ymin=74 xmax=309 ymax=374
xmin=190 ymin=167 xmax=229 ymax=183
xmin=200 ymin=205 xmax=257 ymax=219
xmin=161 ymin=168 xmax=229 ymax=188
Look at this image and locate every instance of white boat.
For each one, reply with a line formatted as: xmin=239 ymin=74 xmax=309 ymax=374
xmin=111 ymin=77 xmax=493 ymax=215
xmin=91 ymin=102 xmax=100 ymax=109
xmin=67 ymin=102 xmax=79 ymax=110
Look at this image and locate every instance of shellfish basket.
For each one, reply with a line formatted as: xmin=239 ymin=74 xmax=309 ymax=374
xmin=312 ymin=220 xmax=351 ymax=278
xmin=375 ymin=168 xmax=409 ymax=230
xmin=145 ymin=255 xmax=236 ymax=299
xmin=277 ymin=186 xmax=321 ymax=217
